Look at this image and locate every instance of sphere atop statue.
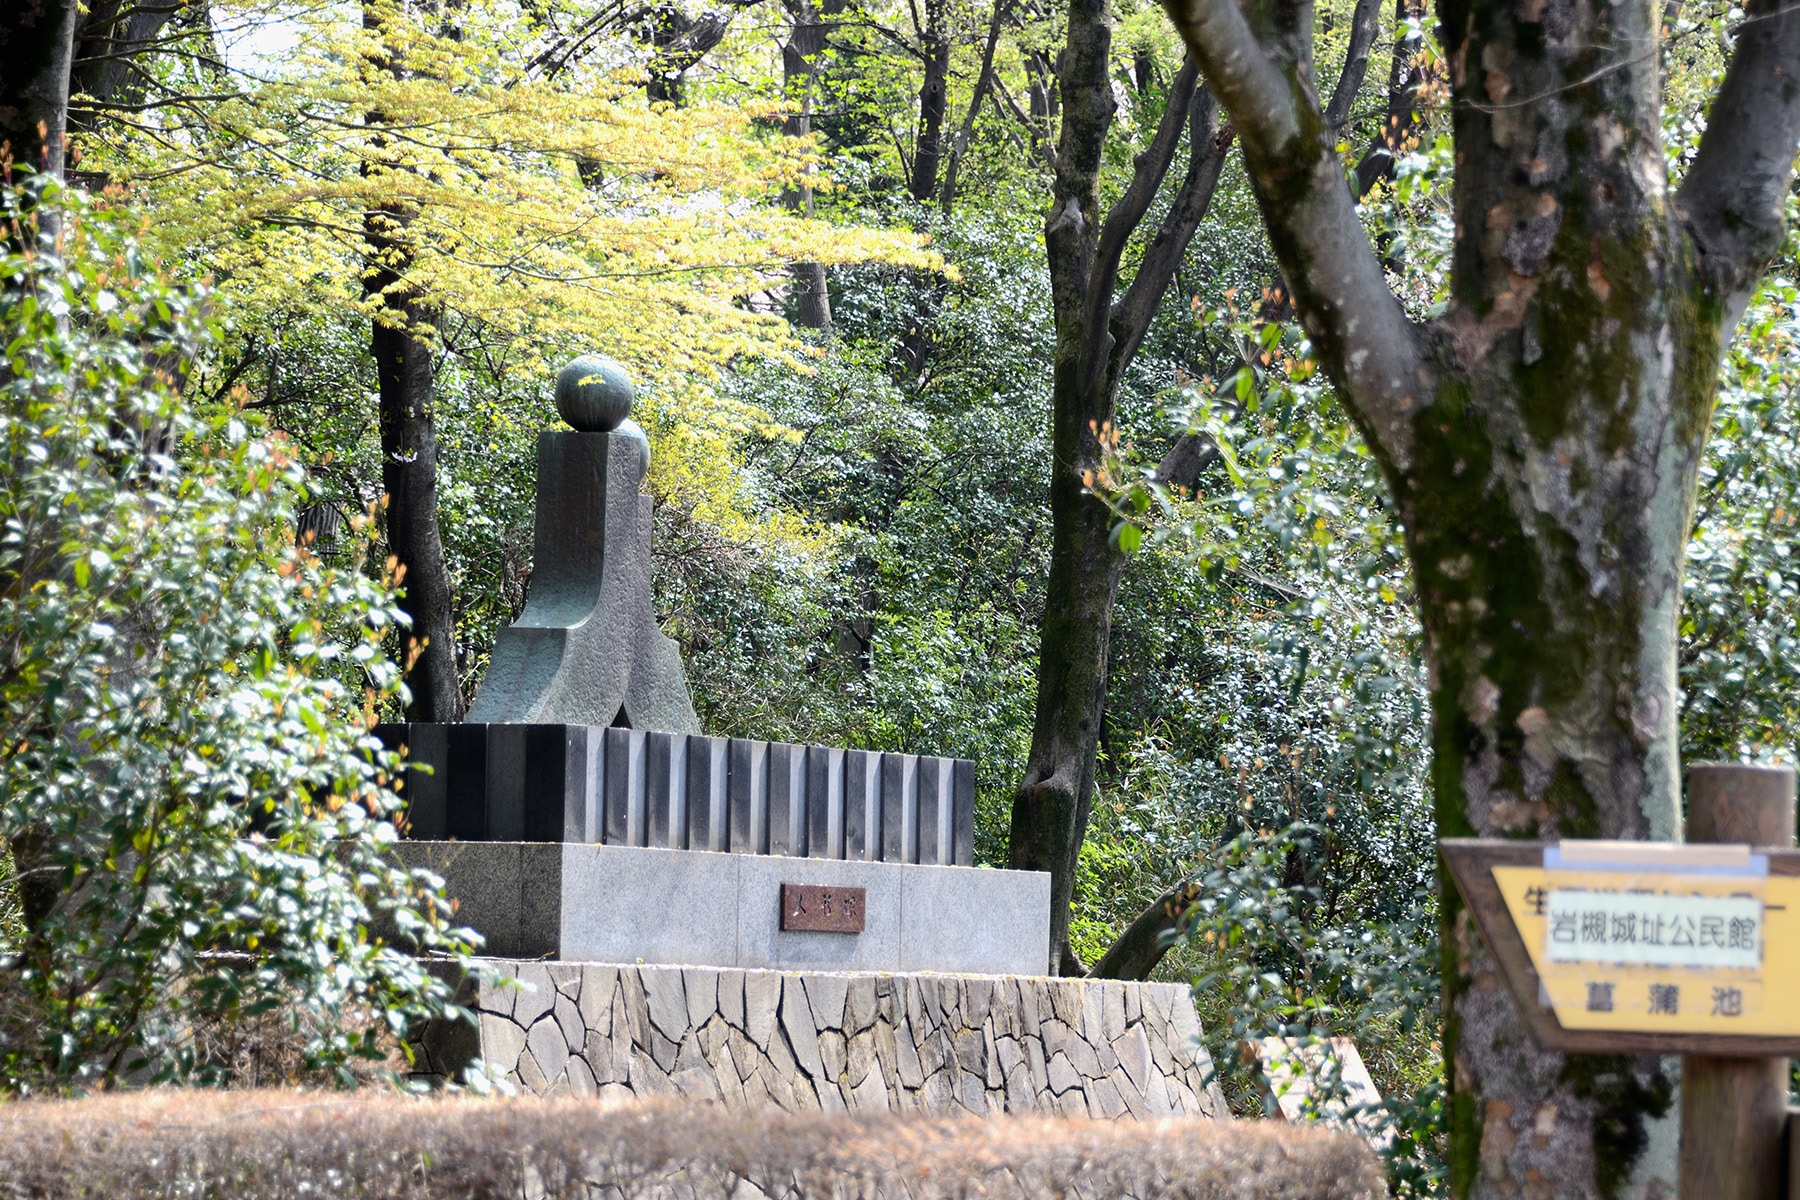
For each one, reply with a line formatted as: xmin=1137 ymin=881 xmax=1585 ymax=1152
xmin=555 ymin=354 xmax=634 ymax=432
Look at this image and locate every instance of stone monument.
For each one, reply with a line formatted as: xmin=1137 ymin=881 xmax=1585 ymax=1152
xmin=465 ymin=355 xmax=698 ymax=732
xmin=383 ymin=355 xmax=1227 ymax=1120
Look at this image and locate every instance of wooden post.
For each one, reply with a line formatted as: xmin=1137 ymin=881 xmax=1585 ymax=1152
xmin=1788 ymin=1107 xmax=1799 ymax=1200
xmin=1680 ymin=763 xmax=1797 ymax=1200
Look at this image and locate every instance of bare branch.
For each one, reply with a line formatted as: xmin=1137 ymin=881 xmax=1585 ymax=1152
xmin=1153 ymin=430 xmax=1221 ymax=490
xmin=1678 ymin=0 xmax=1800 ymax=317
xmin=1159 ymin=0 xmax=1431 ymax=469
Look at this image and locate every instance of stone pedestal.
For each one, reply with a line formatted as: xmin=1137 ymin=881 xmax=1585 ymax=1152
xmin=410 ymin=960 xmax=1230 ymax=1122
xmin=397 ymin=842 xmax=1050 ymax=975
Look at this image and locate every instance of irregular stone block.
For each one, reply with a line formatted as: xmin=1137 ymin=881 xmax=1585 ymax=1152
xmin=553 ymin=992 xmax=584 ymax=1052
xmin=844 ymin=1030 xmax=876 ymax=1088
xmin=803 ymin=974 xmax=848 ymax=1033
xmin=578 ymin=965 xmax=617 ymax=1033
xmin=1102 ymin=982 xmax=1127 ymax=1043
xmin=567 ymin=1054 xmax=597 ymax=1097
xmin=1046 ymin=1051 xmax=1082 ymax=1096
xmin=527 ymin=1014 xmax=570 ymax=1085
xmin=845 ymin=977 xmax=878 ymax=1034
xmin=513 ymin=963 xmax=556 ymax=1028
xmin=895 ymin=1019 xmax=925 ymax=1090
xmin=682 ymin=968 xmax=717 ymax=1030
xmin=779 ymin=978 xmax=827 ymax=1080
xmin=1114 ymin=1024 xmax=1152 ymax=1096
xmin=958 ymin=1073 xmax=988 ymax=1115
xmin=849 ymin=1069 xmax=890 ymax=1111
xmin=642 ymin=968 xmax=688 ymax=1042
xmin=518 ymin=1048 xmax=547 ymax=1092
xmin=1004 ymin=1062 xmax=1037 ymax=1113
xmin=1088 ymin=1075 xmax=1128 ymax=1119
xmin=818 ymin=1030 xmax=847 ymax=1084
xmin=1064 ymin=1034 xmax=1103 ymax=1080
xmin=718 ymin=968 xmax=745 ymax=1031
xmin=1026 ymin=1036 xmax=1048 ymax=1093
xmin=744 ymin=971 xmax=780 ymax=1051
xmin=478 ymin=1012 xmax=526 ymax=1073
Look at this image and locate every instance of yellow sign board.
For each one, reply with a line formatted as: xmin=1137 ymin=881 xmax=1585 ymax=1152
xmin=1492 ymin=842 xmax=1800 ymax=1038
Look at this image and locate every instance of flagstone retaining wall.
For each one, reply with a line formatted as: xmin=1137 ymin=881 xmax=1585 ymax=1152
xmin=411 ymin=961 xmax=1229 ymax=1122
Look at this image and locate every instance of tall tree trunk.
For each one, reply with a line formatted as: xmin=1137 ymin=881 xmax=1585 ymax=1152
xmin=1157 ymin=0 xmax=1800 ymax=1186
xmin=781 ymin=0 xmax=833 ymax=329
xmin=363 ymin=2 xmax=463 ymax=723
xmin=0 ymin=0 xmax=79 ymax=251
xmin=365 ymin=261 xmax=462 ymax=723
xmin=909 ymin=0 xmax=950 ymax=203
xmin=1014 ymin=32 xmax=1230 ymax=973
xmin=939 ymin=0 xmax=1008 ymax=213
xmin=1351 ymin=0 xmax=1429 ymax=199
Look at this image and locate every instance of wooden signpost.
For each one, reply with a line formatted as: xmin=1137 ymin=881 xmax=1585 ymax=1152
xmin=1442 ymin=763 xmax=1797 ymax=1200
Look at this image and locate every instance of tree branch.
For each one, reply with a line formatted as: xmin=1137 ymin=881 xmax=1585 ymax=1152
xmin=1321 ymin=0 xmax=1380 ymax=132
xmin=1159 ymin=0 xmax=1431 ymax=470
xmin=1088 ymin=879 xmax=1201 ymax=980
xmin=1678 ymin=0 xmax=1800 ymax=318
xmin=939 ymin=0 xmax=1010 ymax=212
xmin=1109 ymin=85 xmax=1232 ymax=377
xmin=1093 ymin=56 xmax=1199 ymax=294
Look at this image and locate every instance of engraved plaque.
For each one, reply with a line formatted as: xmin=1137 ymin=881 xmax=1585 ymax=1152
xmin=780 ymin=883 xmax=866 ymax=933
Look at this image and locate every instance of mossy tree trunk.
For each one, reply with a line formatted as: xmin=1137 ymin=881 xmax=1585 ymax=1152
xmin=1156 ymin=0 xmax=1800 ymax=1187
xmin=1014 ymin=7 xmax=1233 ymax=972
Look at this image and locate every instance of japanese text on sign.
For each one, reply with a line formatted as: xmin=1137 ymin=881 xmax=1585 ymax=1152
xmin=1543 ymin=889 xmax=1762 ymax=968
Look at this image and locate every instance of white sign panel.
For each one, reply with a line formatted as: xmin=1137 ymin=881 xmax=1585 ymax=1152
xmin=1544 ymin=889 xmax=1763 ymax=969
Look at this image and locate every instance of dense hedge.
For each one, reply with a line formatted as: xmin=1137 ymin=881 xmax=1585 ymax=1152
xmin=0 ymin=1089 xmax=1386 ymax=1199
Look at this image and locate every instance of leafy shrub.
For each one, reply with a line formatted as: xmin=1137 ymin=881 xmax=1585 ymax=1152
xmin=0 ymin=1088 xmax=1391 ymax=1199
xmin=1176 ymin=825 xmax=1442 ymax=1199
xmin=0 ymin=184 xmax=475 ymax=1092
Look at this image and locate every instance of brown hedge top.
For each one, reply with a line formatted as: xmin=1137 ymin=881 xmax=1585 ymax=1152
xmin=0 ymin=1089 xmax=1388 ymax=1200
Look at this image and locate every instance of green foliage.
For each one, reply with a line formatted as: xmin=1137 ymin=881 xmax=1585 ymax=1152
xmin=0 ymin=186 xmax=476 ymax=1091
xmin=1176 ymin=824 xmax=1443 ymax=1197
xmin=1680 ymin=246 xmax=1800 ymax=763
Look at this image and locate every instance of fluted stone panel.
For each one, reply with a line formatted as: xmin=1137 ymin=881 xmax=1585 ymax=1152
xmin=375 ymin=725 xmax=975 ymax=865
xmin=411 ymin=962 xmax=1229 ymax=1122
